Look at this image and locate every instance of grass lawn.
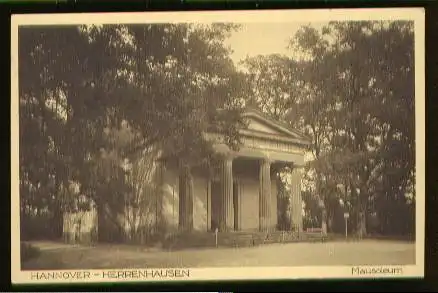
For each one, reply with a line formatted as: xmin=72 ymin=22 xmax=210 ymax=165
xmin=21 ymin=239 xmax=415 ymax=270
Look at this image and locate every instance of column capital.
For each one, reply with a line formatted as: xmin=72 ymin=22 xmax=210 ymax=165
xmin=223 ymin=155 xmax=234 ymax=164
xmin=215 ymin=152 xmax=236 ymax=161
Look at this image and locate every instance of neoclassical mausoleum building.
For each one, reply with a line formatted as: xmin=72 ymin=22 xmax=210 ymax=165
xmin=63 ymin=109 xmax=311 ymax=243
xmin=164 ymin=109 xmax=310 ymax=233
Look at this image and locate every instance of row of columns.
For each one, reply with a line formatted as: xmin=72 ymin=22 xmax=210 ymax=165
xmin=176 ymin=156 xmax=302 ymax=233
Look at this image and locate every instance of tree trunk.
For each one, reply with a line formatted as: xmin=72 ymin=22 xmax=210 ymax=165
xmin=327 ymin=212 xmax=334 ymax=233
xmin=51 ymin=201 xmax=63 ymax=239
xmin=321 ymin=208 xmax=328 ymax=235
xmin=97 ymin=201 xmax=106 ymax=242
xmin=356 ymin=186 xmax=367 ymax=239
xmin=357 ymin=211 xmax=367 ymax=239
xmin=315 ymin=172 xmax=327 ymax=235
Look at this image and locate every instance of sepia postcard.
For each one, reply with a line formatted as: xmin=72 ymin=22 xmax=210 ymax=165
xmin=11 ymin=8 xmax=425 ymax=284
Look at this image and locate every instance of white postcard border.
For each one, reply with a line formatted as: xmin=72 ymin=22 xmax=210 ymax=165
xmin=11 ymin=8 xmax=425 ymax=284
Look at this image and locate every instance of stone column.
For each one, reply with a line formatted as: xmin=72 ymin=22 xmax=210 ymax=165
xmin=219 ymin=156 xmax=234 ymax=231
xmin=259 ymin=158 xmax=272 ymax=232
xmin=290 ymin=167 xmax=303 ymax=232
xmin=178 ymin=163 xmax=193 ymax=232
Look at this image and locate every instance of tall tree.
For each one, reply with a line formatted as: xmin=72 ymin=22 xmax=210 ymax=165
xmin=290 ymin=21 xmax=415 ymax=237
xmin=241 ymin=54 xmax=302 ymax=120
xmin=19 ymin=23 xmax=245 ymax=240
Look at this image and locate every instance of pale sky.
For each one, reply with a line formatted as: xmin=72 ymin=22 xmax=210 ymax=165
xmin=225 ymin=22 xmax=326 ymax=67
xmin=224 ymin=23 xmax=326 ymax=166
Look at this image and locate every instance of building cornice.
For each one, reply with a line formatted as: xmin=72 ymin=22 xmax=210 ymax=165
xmin=239 ymin=129 xmax=311 ymax=148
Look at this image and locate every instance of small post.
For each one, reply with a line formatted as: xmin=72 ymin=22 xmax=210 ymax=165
xmin=215 ymin=228 xmax=218 ymax=248
xmin=345 ymin=218 xmax=347 ymax=239
xmin=344 ymin=212 xmax=349 ymax=240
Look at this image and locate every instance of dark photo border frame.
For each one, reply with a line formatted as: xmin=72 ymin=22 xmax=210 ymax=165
xmin=2 ymin=0 xmax=437 ymax=291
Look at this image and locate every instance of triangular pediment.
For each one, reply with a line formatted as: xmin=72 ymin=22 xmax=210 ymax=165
xmin=241 ymin=110 xmax=308 ymax=142
xmin=246 ymin=118 xmax=284 ymax=135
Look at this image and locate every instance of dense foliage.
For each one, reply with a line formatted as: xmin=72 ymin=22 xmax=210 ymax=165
xmin=19 ymin=23 xmax=245 ymax=240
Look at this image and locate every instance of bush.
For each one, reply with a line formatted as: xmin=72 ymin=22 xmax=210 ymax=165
xmin=21 ymin=242 xmax=40 ymax=262
xmin=21 ymin=212 xmax=62 ymax=241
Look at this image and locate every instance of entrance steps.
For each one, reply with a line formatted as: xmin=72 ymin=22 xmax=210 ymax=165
xmin=161 ymin=230 xmax=328 ymax=250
